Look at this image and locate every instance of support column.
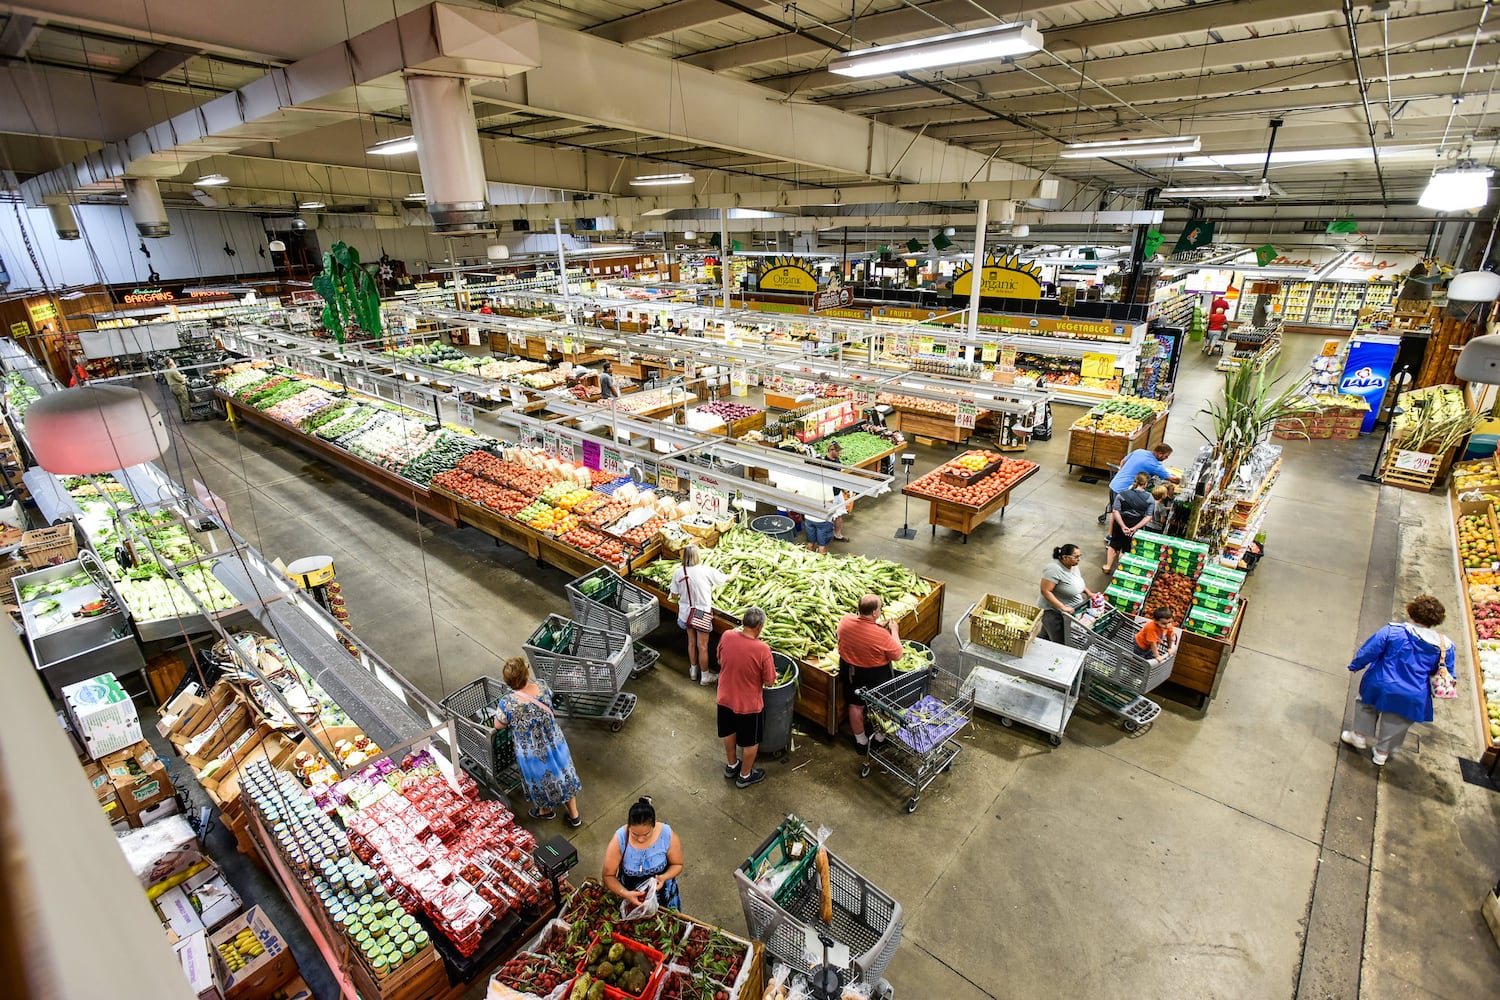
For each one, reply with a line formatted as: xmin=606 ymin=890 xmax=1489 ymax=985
xmin=965 ymin=199 xmax=990 ymax=345
xmin=720 ymin=207 xmax=732 ymax=314
xmin=554 ymin=219 xmax=569 ymax=297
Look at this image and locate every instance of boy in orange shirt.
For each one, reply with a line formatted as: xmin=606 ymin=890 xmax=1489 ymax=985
xmin=1135 ymin=607 xmax=1177 ymax=659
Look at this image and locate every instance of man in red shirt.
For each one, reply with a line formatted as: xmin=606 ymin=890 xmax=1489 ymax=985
xmin=717 ymin=606 xmax=777 ymax=788
xmin=836 ymin=594 xmax=903 ymax=751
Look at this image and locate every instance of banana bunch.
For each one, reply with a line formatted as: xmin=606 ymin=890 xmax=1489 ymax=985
xmin=217 ymin=929 xmax=264 ymax=971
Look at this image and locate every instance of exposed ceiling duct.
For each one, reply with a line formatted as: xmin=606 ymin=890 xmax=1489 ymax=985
xmin=406 ymin=74 xmax=491 ymax=233
xmin=123 ymin=177 xmax=169 ymax=237
xmin=45 ymin=200 xmax=79 ymax=240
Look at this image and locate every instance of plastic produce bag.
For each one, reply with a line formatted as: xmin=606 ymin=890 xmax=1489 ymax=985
xmin=841 ymin=984 xmax=872 ymax=1000
xmin=619 ymin=876 xmax=659 ymax=920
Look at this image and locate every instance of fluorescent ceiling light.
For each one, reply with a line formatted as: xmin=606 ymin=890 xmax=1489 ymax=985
xmin=631 ymin=173 xmax=694 ymax=186
xmin=299 ymin=200 xmax=325 ymax=210
xmin=1419 ymin=163 xmax=1492 ymax=212
xmin=829 ymin=21 xmax=1043 ymax=77
xmin=195 ymin=173 xmax=230 ymax=186
xmin=405 ymin=192 xmax=426 ymax=201
xmin=368 ymin=136 xmax=418 ymax=156
xmin=1058 ymin=135 xmax=1202 ymax=159
xmin=1160 ymin=180 xmax=1271 ymax=199
xmin=1177 ymin=147 xmax=1369 ymax=168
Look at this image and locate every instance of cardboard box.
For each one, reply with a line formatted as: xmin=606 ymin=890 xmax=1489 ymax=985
xmin=82 ymin=760 xmax=114 ymax=802
xmin=62 ymin=673 xmax=143 ymax=759
xmin=274 ymin=976 xmax=312 ymax=1000
xmin=99 ymin=786 xmax=129 ymax=829
xmin=199 ymin=728 xmax=297 ymax=813
xmin=136 ymin=796 xmax=181 ymax=827
xmin=210 ymin=906 xmax=296 ymax=1000
xmin=114 ymin=757 xmax=176 ymax=820
xmin=158 ymin=863 xmax=243 ymax=938
xmin=158 ymin=687 xmax=206 ymax=738
xmin=176 ymin=930 xmax=225 ymax=1000
xmin=103 ymin=739 xmax=161 ymax=779
xmin=117 ymin=814 xmax=203 ymax=887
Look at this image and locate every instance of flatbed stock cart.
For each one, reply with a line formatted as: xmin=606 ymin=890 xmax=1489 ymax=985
xmin=857 ymin=663 xmax=974 ymax=813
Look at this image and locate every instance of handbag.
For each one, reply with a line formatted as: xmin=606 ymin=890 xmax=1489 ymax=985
xmin=681 ymin=572 xmax=714 ymax=633
xmin=1431 ymin=637 xmax=1457 ymax=699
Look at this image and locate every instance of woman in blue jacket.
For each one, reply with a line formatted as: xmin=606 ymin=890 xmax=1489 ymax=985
xmin=1341 ymin=595 xmax=1456 ymax=765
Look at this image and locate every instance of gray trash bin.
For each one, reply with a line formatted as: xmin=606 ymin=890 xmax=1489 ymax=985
xmin=760 ymin=653 xmax=799 ymax=757
xmin=751 ymin=514 xmax=796 ymax=543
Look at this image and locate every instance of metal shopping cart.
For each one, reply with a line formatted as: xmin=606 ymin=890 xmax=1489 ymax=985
xmin=857 ymin=663 xmax=975 ymax=813
xmin=437 ymin=676 xmax=522 ymax=798
xmin=564 ymin=566 xmax=661 ymax=679
xmin=521 ymin=614 xmax=640 ymax=731
xmin=736 ymin=815 xmax=903 ymax=993
xmin=1067 ymin=602 xmax=1177 ymax=732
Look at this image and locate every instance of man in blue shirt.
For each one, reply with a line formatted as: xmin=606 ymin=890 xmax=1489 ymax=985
xmin=1098 ymin=443 xmax=1178 ymax=523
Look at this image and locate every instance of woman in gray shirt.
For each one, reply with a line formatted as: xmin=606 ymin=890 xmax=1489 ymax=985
xmin=1039 ymin=543 xmax=1095 ymax=645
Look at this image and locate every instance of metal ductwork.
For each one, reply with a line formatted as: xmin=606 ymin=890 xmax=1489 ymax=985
xmin=123 ymin=178 xmax=169 ymax=237
xmin=406 ymin=75 xmax=491 ymax=234
xmin=46 ymin=201 xmax=79 ymax=240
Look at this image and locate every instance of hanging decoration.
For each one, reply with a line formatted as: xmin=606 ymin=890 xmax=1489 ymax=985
xmin=1142 ymin=229 xmax=1165 ymax=257
xmin=951 ymin=253 xmax=1044 ymax=299
xmin=312 ymin=241 xmax=382 ymax=346
xmin=1171 ymin=219 xmax=1216 ymax=255
xmin=754 ymin=255 xmax=818 ymax=293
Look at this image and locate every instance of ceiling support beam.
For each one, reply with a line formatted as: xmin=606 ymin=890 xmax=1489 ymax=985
xmin=589 ymin=0 xmax=778 ymax=45
xmin=489 ymin=179 xmax=1058 ymax=223
xmin=0 ymin=14 xmax=40 ymax=61
xmin=114 ymin=44 xmax=201 ymax=86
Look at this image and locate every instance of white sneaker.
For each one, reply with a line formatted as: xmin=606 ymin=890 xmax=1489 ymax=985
xmin=700 ymin=671 xmax=719 ymax=686
xmin=1340 ymin=730 xmax=1368 ymax=750
xmin=689 ymin=666 xmax=699 ymax=682
xmin=1371 ymin=750 xmax=1389 ymax=765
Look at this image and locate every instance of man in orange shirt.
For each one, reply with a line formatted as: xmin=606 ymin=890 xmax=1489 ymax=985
xmin=716 ymin=607 xmax=777 ymax=788
xmin=836 ymin=594 xmax=903 ymax=751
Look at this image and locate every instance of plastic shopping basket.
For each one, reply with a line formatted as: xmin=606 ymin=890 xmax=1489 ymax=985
xmin=564 ymin=566 xmax=661 ymax=641
xmin=437 ymin=676 xmax=520 ymax=796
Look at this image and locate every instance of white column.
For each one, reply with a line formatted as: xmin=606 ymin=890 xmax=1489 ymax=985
xmin=720 ymin=207 xmax=732 ymax=314
xmin=965 ymin=199 xmax=990 ymax=345
xmin=554 ymin=219 xmax=569 ymax=298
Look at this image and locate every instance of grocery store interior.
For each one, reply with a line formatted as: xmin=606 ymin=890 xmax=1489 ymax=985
xmin=3 ymin=2 xmax=1500 ymax=1000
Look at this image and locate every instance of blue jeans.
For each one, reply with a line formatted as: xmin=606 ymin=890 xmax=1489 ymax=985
xmin=805 ymin=519 xmax=834 ymax=546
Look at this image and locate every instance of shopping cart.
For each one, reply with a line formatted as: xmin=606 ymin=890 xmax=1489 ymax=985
xmin=437 ymin=676 xmax=522 ymax=798
xmin=564 ymin=567 xmax=661 ymax=678
xmin=736 ymin=815 xmax=903 ymax=989
xmin=857 ymin=664 xmax=974 ymax=813
xmin=1067 ymin=602 xmax=1177 ymax=732
xmin=521 ymin=614 xmax=639 ymax=731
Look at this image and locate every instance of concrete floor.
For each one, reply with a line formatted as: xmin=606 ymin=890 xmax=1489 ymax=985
xmin=149 ymin=333 xmax=1500 ymax=999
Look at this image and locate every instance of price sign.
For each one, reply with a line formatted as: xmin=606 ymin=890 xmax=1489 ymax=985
xmin=684 ymin=357 xmax=696 ymax=379
xmin=467 ymin=327 xmax=481 ymax=346
xmin=640 ymin=459 xmax=658 ymax=485
xmin=1392 ymin=449 xmax=1435 ymax=473
xmin=955 ymin=398 xmax=978 ymax=430
xmin=600 ymin=447 xmax=624 ymax=476
xmin=690 ymin=473 xmax=730 ymax=518
xmin=659 ymin=469 xmax=680 ymax=493
xmin=564 ymin=440 xmax=581 ymax=465
xmin=1081 ymin=352 xmax=1116 ymax=380
xmin=9 ymin=321 xmax=28 ymax=338
xmin=917 ymin=336 xmax=935 ymax=356
xmin=562 ymin=337 xmax=575 ymax=354
xmin=581 ymin=439 xmax=602 ymax=470
xmin=542 ymin=429 xmax=560 ymax=456
xmin=456 ymin=400 xmax=475 ymax=429
xmin=731 ymin=368 xmax=748 ymax=398
xmin=980 ymin=342 xmax=998 ymax=363
xmin=853 ymin=389 xmax=876 ymax=409
xmin=509 ymin=385 xmax=528 ymax=408
xmin=508 ymin=329 xmax=526 ymax=347
xmin=518 ymin=426 xmax=539 ymax=448
xmin=998 ymin=345 xmax=1017 ymax=372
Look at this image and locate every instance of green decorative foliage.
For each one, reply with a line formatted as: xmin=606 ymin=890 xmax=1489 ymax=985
xmin=311 ymin=241 xmax=382 ymax=346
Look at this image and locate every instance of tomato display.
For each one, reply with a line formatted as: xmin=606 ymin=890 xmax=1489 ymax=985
xmin=906 ymin=451 xmax=1039 ymax=508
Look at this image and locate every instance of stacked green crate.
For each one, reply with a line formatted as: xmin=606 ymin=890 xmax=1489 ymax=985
xmin=1186 ymin=565 xmax=1244 ymax=637
xmin=1104 ymin=584 xmax=1145 ymax=614
xmin=1116 ymin=552 xmax=1159 ymax=580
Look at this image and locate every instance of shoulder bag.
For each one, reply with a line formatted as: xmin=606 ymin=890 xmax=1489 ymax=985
xmin=682 ymin=572 xmax=714 ymax=633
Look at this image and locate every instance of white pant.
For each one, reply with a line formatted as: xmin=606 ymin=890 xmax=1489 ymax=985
xmin=1351 ymin=699 xmax=1415 ymax=755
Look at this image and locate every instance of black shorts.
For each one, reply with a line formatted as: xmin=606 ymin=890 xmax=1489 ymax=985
xmin=1108 ymin=531 xmax=1135 ymax=553
xmin=717 ymin=705 xmax=763 ymax=748
xmin=840 ymin=659 xmax=894 ymax=707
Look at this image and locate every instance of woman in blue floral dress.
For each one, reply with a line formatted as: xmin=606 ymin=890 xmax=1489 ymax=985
xmin=496 ymin=656 xmax=582 ymax=827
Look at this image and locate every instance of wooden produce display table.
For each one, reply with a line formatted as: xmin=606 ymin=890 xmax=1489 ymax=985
xmin=1066 ymin=413 xmax=1170 ymax=473
xmin=902 ymin=463 xmax=1040 ymax=542
xmin=638 ymin=574 xmax=944 ymax=737
xmin=429 ymin=482 xmax=661 ymax=577
xmin=1166 ymin=597 xmax=1246 ymax=710
xmin=221 ymin=395 xmax=460 ymax=527
xmin=888 ymin=408 xmax=969 ymax=445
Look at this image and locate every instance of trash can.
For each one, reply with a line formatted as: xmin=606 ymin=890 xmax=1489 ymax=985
xmin=760 ymin=653 xmax=799 ymax=757
xmin=750 ymin=514 xmax=796 ymax=544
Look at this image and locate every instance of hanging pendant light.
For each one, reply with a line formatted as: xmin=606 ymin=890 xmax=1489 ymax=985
xmin=1419 ymin=162 xmax=1493 ymax=212
xmin=26 ymin=385 xmax=170 ymax=475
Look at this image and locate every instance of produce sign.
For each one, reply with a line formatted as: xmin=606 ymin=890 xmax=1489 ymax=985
xmin=637 ymin=527 xmax=931 ymax=660
xmin=904 ymin=452 xmax=1038 ymax=509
